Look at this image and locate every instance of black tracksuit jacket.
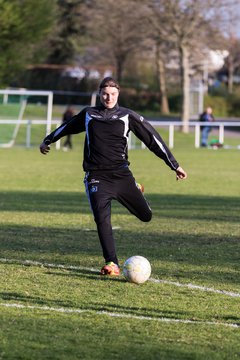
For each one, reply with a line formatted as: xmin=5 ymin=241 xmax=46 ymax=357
xmin=43 ymin=104 xmax=179 ymax=172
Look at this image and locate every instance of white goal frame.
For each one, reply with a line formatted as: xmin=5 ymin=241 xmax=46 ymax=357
xmin=0 ymin=89 xmax=53 ymax=135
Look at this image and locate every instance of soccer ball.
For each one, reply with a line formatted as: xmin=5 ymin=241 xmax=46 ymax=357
xmin=123 ymin=256 xmax=151 ymax=284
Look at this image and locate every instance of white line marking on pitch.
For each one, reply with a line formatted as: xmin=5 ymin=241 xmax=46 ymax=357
xmin=149 ymin=278 xmax=240 ymax=298
xmin=0 ymin=302 xmax=239 ymax=328
xmin=1 ymin=257 xmax=240 ymax=298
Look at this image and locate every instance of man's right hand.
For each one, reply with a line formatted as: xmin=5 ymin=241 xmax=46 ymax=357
xmin=39 ymin=142 xmax=51 ymax=155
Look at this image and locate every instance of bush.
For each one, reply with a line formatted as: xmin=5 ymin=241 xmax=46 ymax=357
xmin=204 ymin=93 xmax=240 ymax=117
xmin=119 ymin=88 xmax=160 ymax=112
xmin=228 ymin=94 xmax=240 ymax=117
xmin=203 ymin=95 xmax=229 ymax=117
xmin=168 ymin=93 xmax=182 ymax=113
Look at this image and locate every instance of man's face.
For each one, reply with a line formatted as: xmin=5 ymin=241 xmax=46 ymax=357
xmin=99 ymin=86 xmax=119 ymax=109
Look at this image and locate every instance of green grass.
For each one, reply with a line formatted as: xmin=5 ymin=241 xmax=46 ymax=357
xmin=0 ymin=134 xmax=240 ymax=359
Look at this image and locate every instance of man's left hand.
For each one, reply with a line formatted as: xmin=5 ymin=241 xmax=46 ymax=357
xmin=176 ymin=166 xmax=187 ymax=181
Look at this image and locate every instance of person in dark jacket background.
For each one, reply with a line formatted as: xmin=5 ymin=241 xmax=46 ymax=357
xmin=200 ymin=106 xmax=215 ymax=147
xmin=62 ymin=107 xmax=74 ymax=150
xmin=39 ymin=77 xmax=187 ymax=276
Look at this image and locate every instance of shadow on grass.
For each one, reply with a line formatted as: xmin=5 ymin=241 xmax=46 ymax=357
xmin=0 ymin=222 xmax=239 ymax=287
xmin=0 ymin=190 xmax=239 ymax=286
xmin=0 ymin=292 xmax=71 ymax=308
xmin=1 ymin=289 xmax=239 ymax=327
xmin=0 ymin=190 xmax=239 ymax=223
xmin=45 ymin=270 xmax=126 ymax=283
xmin=0 ymin=290 xmax=198 ymax=321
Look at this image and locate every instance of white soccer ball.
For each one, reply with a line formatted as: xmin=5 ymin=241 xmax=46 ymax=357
xmin=123 ymin=255 xmax=151 ymax=284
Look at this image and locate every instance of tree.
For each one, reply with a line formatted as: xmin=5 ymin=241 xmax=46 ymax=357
xmin=146 ymin=5 xmax=173 ymax=114
xmin=47 ymin=0 xmax=90 ymax=64
xmin=0 ymin=0 xmax=57 ymax=86
xmin=85 ymin=0 xmax=148 ymax=82
xmin=147 ymin=0 xmax=233 ymax=132
xmin=225 ymin=36 xmax=240 ymax=93
xmin=153 ymin=40 xmax=171 ymax=114
xmin=215 ymin=1 xmax=240 ymax=94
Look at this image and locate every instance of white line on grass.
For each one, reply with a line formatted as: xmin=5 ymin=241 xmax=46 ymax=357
xmin=1 ymin=257 xmax=240 ymax=298
xmin=0 ymin=302 xmax=239 ymax=328
xmin=149 ymin=278 xmax=240 ymax=298
xmin=0 ymin=257 xmax=98 ymax=273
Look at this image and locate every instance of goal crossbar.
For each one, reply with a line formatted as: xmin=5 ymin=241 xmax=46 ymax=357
xmin=0 ymin=89 xmax=53 ymax=134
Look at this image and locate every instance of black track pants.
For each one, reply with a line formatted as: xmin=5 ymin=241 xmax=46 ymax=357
xmin=84 ymin=168 xmax=152 ymax=265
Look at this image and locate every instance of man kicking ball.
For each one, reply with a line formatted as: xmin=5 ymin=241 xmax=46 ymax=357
xmin=40 ymin=77 xmax=187 ymax=275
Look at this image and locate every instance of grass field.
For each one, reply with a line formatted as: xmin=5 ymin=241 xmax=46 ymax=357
xmin=0 ymin=130 xmax=239 ymax=359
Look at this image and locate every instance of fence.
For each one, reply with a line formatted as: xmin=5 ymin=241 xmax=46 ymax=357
xmin=0 ymin=119 xmax=239 ymax=149
xmin=0 ymin=119 xmax=61 ymax=148
xmin=131 ymin=121 xmax=240 ymax=149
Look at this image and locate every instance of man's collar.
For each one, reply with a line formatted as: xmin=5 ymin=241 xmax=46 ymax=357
xmin=100 ymin=103 xmax=119 ymax=111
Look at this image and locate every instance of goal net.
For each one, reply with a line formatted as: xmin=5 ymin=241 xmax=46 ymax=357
xmin=0 ymin=89 xmax=53 ymax=148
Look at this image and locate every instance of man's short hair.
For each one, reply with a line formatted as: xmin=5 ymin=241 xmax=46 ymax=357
xmin=99 ymin=77 xmax=120 ymax=91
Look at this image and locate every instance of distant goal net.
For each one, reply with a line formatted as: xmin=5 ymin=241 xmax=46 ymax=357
xmin=0 ymin=89 xmax=53 ymax=148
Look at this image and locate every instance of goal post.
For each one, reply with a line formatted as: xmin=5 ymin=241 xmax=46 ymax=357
xmin=3 ymin=99 xmax=27 ymax=148
xmin=0 ymin=89 xmax=53 ymax=135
